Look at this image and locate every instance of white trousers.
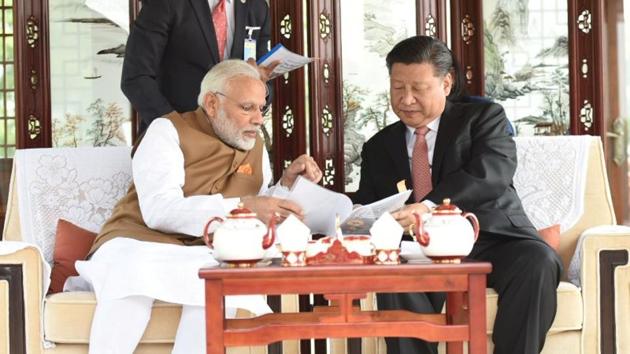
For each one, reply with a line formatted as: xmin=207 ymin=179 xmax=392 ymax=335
xmin=79 ymin=239 xmax=266 ymax=354
xmin=88 ymin=295 xmax=238 ymax=354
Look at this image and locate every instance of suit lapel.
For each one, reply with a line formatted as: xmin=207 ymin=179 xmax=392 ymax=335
xmin=385 ymin=122 xmax=413 ymax=190
xmin=432 ymin=101 xmax=459 ymax=185
xmin=189 ymin=0 xmax=221 ymax=64
xmin=231 ymin=0 xmax=248 ymax=58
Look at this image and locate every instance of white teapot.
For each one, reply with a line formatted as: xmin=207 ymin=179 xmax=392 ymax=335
xmin=412 ymin=198 xmax=479 ymax=263
xmin=203 ymin=204 xmax=276 ymax=266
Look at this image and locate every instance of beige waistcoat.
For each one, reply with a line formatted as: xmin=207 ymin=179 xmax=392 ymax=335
xmin=90 ymin=108 xmax=264 ymax=254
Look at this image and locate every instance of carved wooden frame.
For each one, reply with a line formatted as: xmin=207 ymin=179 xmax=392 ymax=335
xmin=307 ymin=0 xmax=343 ymax=192
xmin=14 ymin=0 xmax=51 ymax=148
xmin=271 ymin=0 xmax=307 ymax=182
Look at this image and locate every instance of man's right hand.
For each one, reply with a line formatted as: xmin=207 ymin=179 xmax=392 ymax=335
xmin=241 ymin=196 xmax=304 ymax=223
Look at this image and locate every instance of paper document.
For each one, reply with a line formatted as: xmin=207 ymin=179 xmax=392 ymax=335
xmin=257 ymin=44 xmax=314 ymax=79
xmin=284 ymin=176 xmax=412 ymax=235
xmin=341 ymin=190 xmax=412 ymax=235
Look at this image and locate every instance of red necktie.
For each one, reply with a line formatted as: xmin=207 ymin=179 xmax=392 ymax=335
xmin=212 ymin=0 xmax=228 ymax=61
xmin=412 ymin=126 xmax=432 ymax=202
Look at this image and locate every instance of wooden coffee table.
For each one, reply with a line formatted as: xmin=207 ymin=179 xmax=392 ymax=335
xmin=199 ymin=260 xmax=491 ymax=354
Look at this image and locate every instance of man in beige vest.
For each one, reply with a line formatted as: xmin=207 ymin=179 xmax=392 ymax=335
xmin=75 ymin=59 xmax=322 ymax=354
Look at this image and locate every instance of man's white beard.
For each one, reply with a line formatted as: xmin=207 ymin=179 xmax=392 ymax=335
xmin=211 ymin=108 xmax=258 ymax=150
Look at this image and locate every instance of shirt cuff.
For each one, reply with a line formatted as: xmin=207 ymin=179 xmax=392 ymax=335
xmin=268 ymin=182 xmax=291 ymax=198
xmin=421 ymin=199 xmax=437 ymax=210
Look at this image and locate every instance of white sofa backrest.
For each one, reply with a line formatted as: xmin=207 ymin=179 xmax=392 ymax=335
xmin=2 ymin=137 xmax=615 ymax=273
xmin=3 ymin=146 xmax=132 ymax=264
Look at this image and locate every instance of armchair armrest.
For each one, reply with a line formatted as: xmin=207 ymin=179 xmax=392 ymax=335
xmin=0 ymin=245 xmax=47 ymax=354
xmin=579 ymin=230 xmax=630 ymax=354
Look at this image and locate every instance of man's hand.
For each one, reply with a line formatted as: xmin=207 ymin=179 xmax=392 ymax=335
xmin=241 ymin=196 xmax=303 ymax=224
xmin=391 ymin=202 xmax=431 ymax=229
xmin=247 ymin=58 xmax=281 ymax=82
xmin=280 ymin=154 xmax=322 ymax=188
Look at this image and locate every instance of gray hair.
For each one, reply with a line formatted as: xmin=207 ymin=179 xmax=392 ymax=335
xmin=197 ymin=59 xmax=262 ymax=106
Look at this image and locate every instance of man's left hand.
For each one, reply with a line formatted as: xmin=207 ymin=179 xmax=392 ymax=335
xmin=247 ymin=58 xmax=281 ymax=82
xmin=392 ymin=202 xmax=431 ymax=229
xmin=280 ymin=154 xmax=322 ymax=188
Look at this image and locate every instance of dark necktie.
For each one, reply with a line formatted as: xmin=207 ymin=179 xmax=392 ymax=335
xmin=412 ymin=126 xmax=432 ymax=202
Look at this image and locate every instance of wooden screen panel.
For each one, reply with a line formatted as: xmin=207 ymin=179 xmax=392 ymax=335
xmin=0 ymin=0 xmax=17 ymax=236
xmin=14 ymin=0 xmax=51 ymax=148
xmin=568 ymin=0 xmax=604 ymax=135
xmin=271 ymin=0 xmax=307 ymax=182
xmin=0 ymin=1 xmax=16 ymax=158
xmin=416 ymin=0 xmax=447 ymax=41
xmin=450 ymin=0 xmax=484 ymax=96
xmin=307 ymin=0 xmax=343 ymax=192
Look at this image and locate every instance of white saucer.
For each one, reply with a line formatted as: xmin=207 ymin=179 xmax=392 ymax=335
xmin=400 ymin=241 xmax=431 ymax=262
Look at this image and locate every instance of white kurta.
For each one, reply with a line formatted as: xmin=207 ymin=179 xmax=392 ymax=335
xmin=75 ymin=118 xmax=286 ymax=353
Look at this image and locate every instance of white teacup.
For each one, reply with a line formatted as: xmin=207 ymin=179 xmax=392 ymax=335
xmin=277 ymin=215 xmax=310 ymax=266
xmin=277 ymin=215 xmax=310 ymax=252
xmin=370 ymin=212 xmax=404 ymax=250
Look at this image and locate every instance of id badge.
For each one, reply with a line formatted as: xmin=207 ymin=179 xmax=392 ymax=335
xmin=243 ymin=38 xmax=257 ymax=60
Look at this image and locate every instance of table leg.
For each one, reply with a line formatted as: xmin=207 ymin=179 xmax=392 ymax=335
xmin=468 ymin=274 xmax=486 ymax=354
xmin=445 ymin=292 xmax=464 ymax=354
xmin=205 ymin=280 xmax=225 ymax=354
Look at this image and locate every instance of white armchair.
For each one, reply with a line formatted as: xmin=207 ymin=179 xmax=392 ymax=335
xmin=0 ymin=147 xmax=281 ymax=354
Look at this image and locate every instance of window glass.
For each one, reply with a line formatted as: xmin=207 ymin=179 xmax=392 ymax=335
xmin=50 ymin=0 xmax=131 ymax=147
xmin=483 ymin=0 xmax=569 ymax=136
xmin=341 ymin=0 xmax=416 ymax=192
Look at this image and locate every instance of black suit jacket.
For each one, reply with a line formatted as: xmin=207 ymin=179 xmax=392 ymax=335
xmin=353 ymin=101 xmax=538 ymax=240
xmin=121 ymin=0 xmax=271 ymax=132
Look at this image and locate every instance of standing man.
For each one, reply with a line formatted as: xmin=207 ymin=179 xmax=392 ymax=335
xmin=121 ymin=0 xmax=274 ymax=133
xmin=353 ymin=36 xmax=561 ymax=354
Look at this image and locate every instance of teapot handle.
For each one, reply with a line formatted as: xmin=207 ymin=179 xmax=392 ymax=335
xmin=411 ymin=212 xmax=430 ymax=246
xmin=462 ymin=212 xmax=480 ymax=241
xmin=262 ymin=213 xmax=278 ymax=249
xmin=203 ymin=217 xmax=224 ymax=249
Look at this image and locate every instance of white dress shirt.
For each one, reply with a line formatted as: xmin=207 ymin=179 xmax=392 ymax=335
xmin=208 ymin=0 xmax=235 ymax=59
xmin=133 ymin=117 xmax=283 ymax=237
xmin=404 ymin=117 xmax=441 ymax=206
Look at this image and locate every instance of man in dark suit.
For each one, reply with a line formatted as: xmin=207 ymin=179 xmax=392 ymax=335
xmin=121 ymin=0 xmax=273 ymax=133
xmin=353 ymin=36 xmax=561 ymax=354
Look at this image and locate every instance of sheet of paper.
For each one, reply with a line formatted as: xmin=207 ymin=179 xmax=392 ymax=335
xmin=348 ymin=190 xmax=412 ymax=220
xmin=257 ymin=44 xmax=314 ymax=79
xmin=341 ymin=190 xmax=412 ymax=234
xmin=284 ymin=176 xmax=352 ymax=235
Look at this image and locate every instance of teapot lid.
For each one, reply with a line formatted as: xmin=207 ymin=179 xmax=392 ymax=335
xmin=432 ymin=198 xmax=462 ymax=215
xmin=227 ymin=203 xmax=257 ymax=219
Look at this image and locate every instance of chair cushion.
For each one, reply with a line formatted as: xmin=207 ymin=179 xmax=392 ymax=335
xmin=43 ymin=291 xmax=181 ymax=343
xmin=49 ymin=219 xmax=96 ymax=294
xmin=486 ymin=281 xmax=582 ymax=333
xmin=538 ymin=224 xmax=560 ymax=251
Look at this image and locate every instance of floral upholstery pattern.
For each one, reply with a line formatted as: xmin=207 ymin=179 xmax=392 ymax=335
xmin=15 ymin=147 xmax=132 ymax=264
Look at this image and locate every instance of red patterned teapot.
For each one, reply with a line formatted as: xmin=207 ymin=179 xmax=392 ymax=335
xmin=412 ymin=199 xmax=479 ymax=263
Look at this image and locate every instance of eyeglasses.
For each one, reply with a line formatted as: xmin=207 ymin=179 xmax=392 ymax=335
xmin=214 ymin=92 xmax=266 ymax=115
